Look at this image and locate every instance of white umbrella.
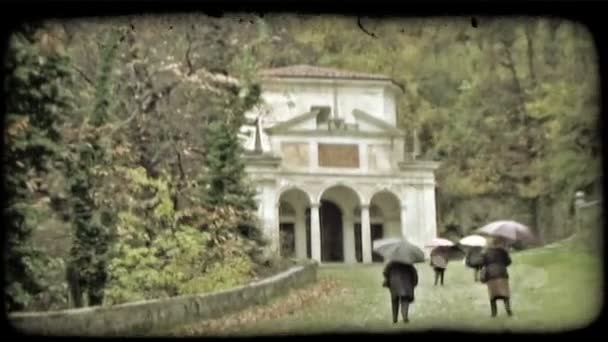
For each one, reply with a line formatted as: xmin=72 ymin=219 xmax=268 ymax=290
xmin=476 ymin=220 xmax=535 ymax=242
xmin=425 ymin=238 xmax=455 ymax=247
xmin=459 ymin=234 xmax=487 ymax=247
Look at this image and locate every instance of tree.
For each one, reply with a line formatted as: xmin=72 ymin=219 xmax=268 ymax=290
xmin=271 ymin=16 xmax=600 ymax=241
xmin=198 ymin=120 xmax=258 ymax=212
xmin=65 ymin=28 xmax=120 ymax=307
xmin=59 ymin=15 xmax=272 ymax=306
xmin=3 ymin=24 xmax=74 ymax=311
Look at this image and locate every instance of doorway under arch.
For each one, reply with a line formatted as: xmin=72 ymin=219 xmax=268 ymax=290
xmin=304 ymin=200 xmax=344 ymax=262
xmin=354 ymin=204 xmax=385 ymax=263
xmin=320 ymin=200 xmax=344 ymax=262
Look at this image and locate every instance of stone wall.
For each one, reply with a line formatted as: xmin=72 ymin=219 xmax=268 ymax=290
xmin=8 ymin=262 xmax=317 ymax=336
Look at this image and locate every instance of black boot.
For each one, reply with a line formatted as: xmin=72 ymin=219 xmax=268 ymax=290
xmin=392 ymin=298 xmax=399 ymax=323
xmin=401 ymin=298 xmax=410 ymax=323
xmin=504 ymin=298 xmax=513 ymax=316
xmin=490 ymin=298 xmax=497 ymax=317
xmin=440 ymin=270 xmax=445 ymax=286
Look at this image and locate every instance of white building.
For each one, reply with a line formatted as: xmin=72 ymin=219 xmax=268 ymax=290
xmin=241 ymin=65 xmax=439 ymax=263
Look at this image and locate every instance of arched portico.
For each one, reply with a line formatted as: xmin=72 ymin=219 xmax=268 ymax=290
xmin=278 ymin=187 xmax=312 ymax=260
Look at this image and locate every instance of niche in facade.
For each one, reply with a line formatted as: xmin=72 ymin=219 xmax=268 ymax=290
xmin=313 ymin=105 xmax=332 ymax=129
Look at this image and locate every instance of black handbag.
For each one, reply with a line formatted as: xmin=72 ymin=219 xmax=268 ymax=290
xmin=466 ymin=253 xmax=484 ymax=268
xmin=479 ymin=267 xmax=488 ymax=283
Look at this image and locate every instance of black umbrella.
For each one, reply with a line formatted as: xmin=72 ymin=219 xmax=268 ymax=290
xmin=373 ymin=238 xmax=425 ymax=264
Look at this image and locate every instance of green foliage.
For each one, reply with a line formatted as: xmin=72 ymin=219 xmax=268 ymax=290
xmin=178 ymin=255 xmax=254 ymax=295
xmin=265 ymin=16 xmax=600 ymax=242
xmin=91 ymin=29 xmax=121 ymax=126
xmin=65 ymin=28 xmax=122 ymax=307
xmin=3 ymin=25 xmax=74 ymax=312
xmin=198 ymin=121 xmax=257 ymax=212
xmin=9 ymin=15 xmax=600 ymax=312
xmin=105 ymin=168 xmax=256 ymax=304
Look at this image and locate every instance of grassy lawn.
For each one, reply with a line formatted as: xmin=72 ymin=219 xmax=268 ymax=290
xmin=166 ymin=240 xmax=602 ymax=335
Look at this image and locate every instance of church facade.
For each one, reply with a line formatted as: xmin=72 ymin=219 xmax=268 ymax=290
xmin=240 ymin=65 xmax=439 ymax=263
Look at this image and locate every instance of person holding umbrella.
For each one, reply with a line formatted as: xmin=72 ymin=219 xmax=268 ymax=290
xmin=459 ymin=235 xmax=487 ymax=282
xmin=480 ymin=236 xmax=513 ymax=317
xmin=476 ymin=220 xmax=535 ymax=317
xmin=374 ymin=238 xmax=424 ymax=324
xmin=426 ymin=238 xmax=455 ymax=286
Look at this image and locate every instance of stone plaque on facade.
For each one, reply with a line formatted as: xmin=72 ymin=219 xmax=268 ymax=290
xmin=281 ymin=142 xmax=309 ymax=168
xmin=318 ymin=143 xmax=359 ymax=168
xmin=368 ymin=144 xmax=392 ymax=171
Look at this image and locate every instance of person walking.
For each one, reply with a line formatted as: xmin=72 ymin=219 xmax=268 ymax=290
xmin=480 ymin=237 xmax=513 ymax=317
xmin=382 ymin=261 xmax=419 ymax=323
xmin=465 ymin=246 xmax=484 ymax=282
xmin=430 ymin=247 xmax=449 ymax=286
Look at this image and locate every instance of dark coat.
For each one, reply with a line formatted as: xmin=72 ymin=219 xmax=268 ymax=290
xmin=430 ymin=247 xmax=449 ymax=269
xmin=481 ymin=247 xmax=511 ymax=281
xmin=383 ymin=262 xmax=418 ymax=301
xmin=465 ymin=247 xmax=484 ymax=269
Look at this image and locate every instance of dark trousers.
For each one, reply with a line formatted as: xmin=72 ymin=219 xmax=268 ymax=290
xmin=433 ymin=268 xmax=445 ymax=286
xmin=391 ymin=296 xmax=410 ymax=323
xmin=490 ymin=297 xmax=513 ymax=317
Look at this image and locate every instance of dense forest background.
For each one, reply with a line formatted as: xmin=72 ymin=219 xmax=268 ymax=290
xmin=3 ymin=14 xmax=601 ymax=312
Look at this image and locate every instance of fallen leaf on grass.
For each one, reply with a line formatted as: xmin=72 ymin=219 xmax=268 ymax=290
xmin=165 ymin=278 xmax=351 ymax=336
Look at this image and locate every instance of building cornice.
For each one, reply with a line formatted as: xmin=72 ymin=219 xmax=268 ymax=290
xmin=243 ymin=153 xmax=282 ymax=168
xmin=260 ymin=77 xmax=404 ymax=94
xmin=398 ymin=160 xmax=441 ymax=172
xmin=247 ymin=170 xmax=436 ymax=184
xmin=264 ymin=129 xmax=406 ymax=139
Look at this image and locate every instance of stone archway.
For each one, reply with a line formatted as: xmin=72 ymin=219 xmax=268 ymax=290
xmin=368 ymin=190 xmax=402 ymax=261
xmin=316 ymin=184 xmax=362 ymax=263
xmin=278 ymin=201 xmax=296 ymax=258
xmin=278 ymin=187 xmax=312 ymax=260
xmin=354 ymin=204 xmax=384 ymax=263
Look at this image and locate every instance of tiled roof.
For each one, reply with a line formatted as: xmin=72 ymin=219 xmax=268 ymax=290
xmin=259 ymin=64 xmax=392 ymax=81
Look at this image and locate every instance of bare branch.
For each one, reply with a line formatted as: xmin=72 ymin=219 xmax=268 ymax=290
xmin=176 ymin=149 xmax=186 ymax=182
xmin=189 ymin=147 xmax=206 ymax=156
xmin=185 ymin=32 xmax=195 ymax=76
xmin=72 ymin=65 xmax=94 ymax=87
xmin=357 ymin=16 xmax=377 ymax=39
xmin=524 ymin=23 xmax=537 ymax=87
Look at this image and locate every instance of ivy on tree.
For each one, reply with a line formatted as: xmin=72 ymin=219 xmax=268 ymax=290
xmin=66 ymin=28 xmax=120 ymax=307
xmin=3 ymin=25 xmax=74 ymax=312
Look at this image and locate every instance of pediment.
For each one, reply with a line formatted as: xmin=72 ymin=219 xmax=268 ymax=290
xmin=264 ymin=109 xmax=320 ymax=134
xmin=264 ymin=109 xmax=405 ymax=137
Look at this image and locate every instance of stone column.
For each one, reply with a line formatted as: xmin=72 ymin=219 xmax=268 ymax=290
xmin=400 ymin=205 xmax=408 ymax=239
xmin=310 ymin=142 xmax=319 ymax=172
xmin=361 ymin=204 xmax=372 ymax=263
xmin=422 ymin=183 xmax=438 ymax=244
xmin=343 ymin=214 xmax=356 ymax=263
xmin=295 ymin=209 xmax=307 ymax=259
xmin=403 ymin=186 xmax=419 ymax=244
xmin=261 ymin=182 xmax=279 ymax=256
xmin=272 ymin=203 xmax=281 ymax=254
xmin=361 ymin=143 xmax=369 ymax=173
xmin=310 ymin=203 xmax=321 ymax=262
xmin=416 ymin=186 xmax=426 ymax=246
xmin=575 ymin=191 xmax=585 ymax=234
